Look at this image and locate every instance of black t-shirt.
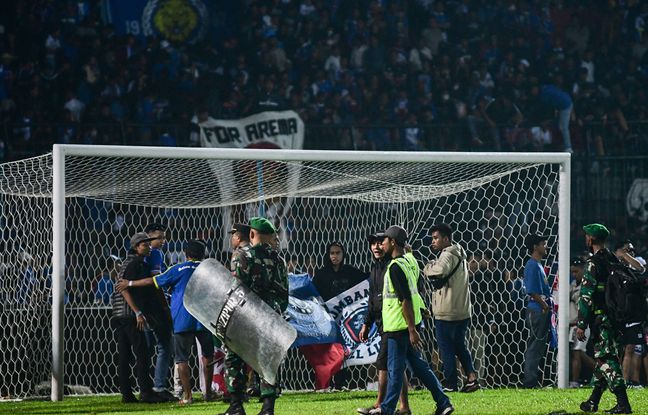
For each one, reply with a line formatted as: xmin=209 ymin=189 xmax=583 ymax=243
xmin=122 ymin=254 xmax=165 ymax=326
xmin=388 ymin=257 xmax=412 ymax=302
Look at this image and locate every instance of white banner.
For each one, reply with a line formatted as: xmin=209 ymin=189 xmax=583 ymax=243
xmin=199 ymin=110 xmax=304 ymax=149
xmin=324 ymin=280 xmax=381 ymax=366
xmin=198 ymin=110 xmax=304 ymax=247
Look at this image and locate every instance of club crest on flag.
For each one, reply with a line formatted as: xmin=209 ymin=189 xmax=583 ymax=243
xmin=342 ymin=305 xmax=367 ymax=343
xmin=142 ymin=0 xmax=208 ymax=44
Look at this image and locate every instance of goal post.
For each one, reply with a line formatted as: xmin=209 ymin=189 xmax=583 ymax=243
xmin=2 ymin=144 xmax=571 ymax=400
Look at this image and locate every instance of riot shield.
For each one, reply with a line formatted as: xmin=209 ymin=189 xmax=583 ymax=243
xmin=184 ymin=258 xmax=296 ymax=385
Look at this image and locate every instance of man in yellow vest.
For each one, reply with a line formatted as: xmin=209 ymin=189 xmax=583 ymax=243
xmin=369 ymin=226 xmax=454 ymax=415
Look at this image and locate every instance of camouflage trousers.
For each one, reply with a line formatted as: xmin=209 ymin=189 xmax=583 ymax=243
xmin=591 ymin=323 xmax=625 ymax=392
xmin=225 ymin=349 xmax=279 ymax=398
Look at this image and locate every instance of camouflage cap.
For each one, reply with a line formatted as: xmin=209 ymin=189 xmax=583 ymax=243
xmin=582 ymin=223 xmax=610 ymax=239
xmin=249 ymin=217 xmax=277 ymax=234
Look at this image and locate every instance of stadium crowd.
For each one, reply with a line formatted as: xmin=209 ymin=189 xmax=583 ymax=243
xmin=0 ymin=1 xmax=647 ymax=156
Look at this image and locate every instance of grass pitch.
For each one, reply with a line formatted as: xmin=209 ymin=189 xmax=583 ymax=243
xmin=0 ymin=389 xmax=646 ymax=415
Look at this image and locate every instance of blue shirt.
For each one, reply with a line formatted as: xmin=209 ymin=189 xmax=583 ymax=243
xmin=153 ymin=260 xmax=203 ymax=333
xmin=148 ymin=248 xmax=166 ymax=275
xmin=540 ymin=85 xmax=572 ymax=110
xmin=523 ymin=258 xmax=550 ymax=311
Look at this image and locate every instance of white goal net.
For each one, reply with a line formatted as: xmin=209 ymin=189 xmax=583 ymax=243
xmin=0 ymin=146 xmax=570 ymax=398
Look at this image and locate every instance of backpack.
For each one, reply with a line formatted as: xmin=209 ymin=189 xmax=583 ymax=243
xmin=605 ymin=261 xmax=647 ymax=326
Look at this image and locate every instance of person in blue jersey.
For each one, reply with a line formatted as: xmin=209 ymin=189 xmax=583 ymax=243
xmin=521 ymin=233 xmax=552 ymax=388
xmin=142 ymin=222 xmax=175 ymax=401
xmin=145 ymin=223 xmax=168 ymax=275
xmin=117 ymin=240 xmax=215 ymax=405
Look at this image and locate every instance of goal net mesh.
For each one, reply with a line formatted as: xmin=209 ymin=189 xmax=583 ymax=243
xmin=0 ymin=151 xmax=561 ymax=397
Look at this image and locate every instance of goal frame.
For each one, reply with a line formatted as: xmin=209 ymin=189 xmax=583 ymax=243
xmin=50 ymin=144 xmax=571 ymax=400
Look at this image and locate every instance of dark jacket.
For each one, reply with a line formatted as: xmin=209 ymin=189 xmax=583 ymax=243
xmin=364 ymin=254 xmax=391 ymax=330
xmin=312 ymin=242 xmax=367 ymax=301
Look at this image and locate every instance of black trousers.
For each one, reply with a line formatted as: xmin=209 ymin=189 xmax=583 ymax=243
xmin=114 ymin=318 xmax=153 ymax=395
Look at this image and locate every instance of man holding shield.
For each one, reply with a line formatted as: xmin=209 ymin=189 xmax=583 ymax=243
xmin=221 ymin=217 xmax=289 ymax=415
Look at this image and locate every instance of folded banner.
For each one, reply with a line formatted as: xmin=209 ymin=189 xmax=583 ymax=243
xmin=286 ymin=274 xmax=338 ymax=347
xmin=199 ymin=110 xmax=304 ymax=149
xmin=324 ymin=280 xmax=381 ymax=366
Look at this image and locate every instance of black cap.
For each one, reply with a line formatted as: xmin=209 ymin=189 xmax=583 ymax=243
xmin=367 ymin=232 xmax=385 ymax=243
xmin=229 ymin=223 xmax=251 ymax=235
xmin=524 ymin=234 xmax=548 ymax=251
xmin=383 ymin=225 xmax=407 ymax=246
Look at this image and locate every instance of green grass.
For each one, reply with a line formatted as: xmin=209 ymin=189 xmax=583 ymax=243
xmin=0 ymin=389 xmax=645 ymax=415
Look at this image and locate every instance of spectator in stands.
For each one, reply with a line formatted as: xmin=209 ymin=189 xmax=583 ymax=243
xmin=532 ymin=83 xmax=574 ymax=152
xmin=2 ymin=1 xmax=648 ymax=158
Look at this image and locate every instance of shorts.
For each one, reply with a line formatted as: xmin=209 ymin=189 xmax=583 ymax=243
xmin=569 ymin=326 xmax=590 ymax=352
xmin=375 ymin=333 xmax=388 ymax=371
xmin=173 ymin=330 xmax=214 ymax=363
xmin=621 ymin=322 xmax=644 ymax=346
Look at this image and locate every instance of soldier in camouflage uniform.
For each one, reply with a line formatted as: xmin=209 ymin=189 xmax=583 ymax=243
xmin=576 ymin=224 xmax=632 ymax=414
xmin=220 ymin=217 xmax=289 ymax=415
xmin=229 ymin=223 xmax=251 ymax=274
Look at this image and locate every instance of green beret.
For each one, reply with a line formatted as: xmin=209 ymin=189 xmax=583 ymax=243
xmin=582 ymin=223 xmax=610 ymax=239
xmin=249 ymin=217 xmax=277 ymax=234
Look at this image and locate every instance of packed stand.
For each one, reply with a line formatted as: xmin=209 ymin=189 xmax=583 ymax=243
xmin=0 ymin=1 xmax=648 ymax=158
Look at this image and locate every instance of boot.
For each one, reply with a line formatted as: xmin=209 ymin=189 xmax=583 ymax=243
xmin=219 ymin=394 xmax=246 ymax=415
xmin=605 ymin=388 xmax=632 ymax=414
xmin=257 ymin=396 xmax=275 ymax=415
xmin=580 ymin=382 xmax=605 ymax=413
